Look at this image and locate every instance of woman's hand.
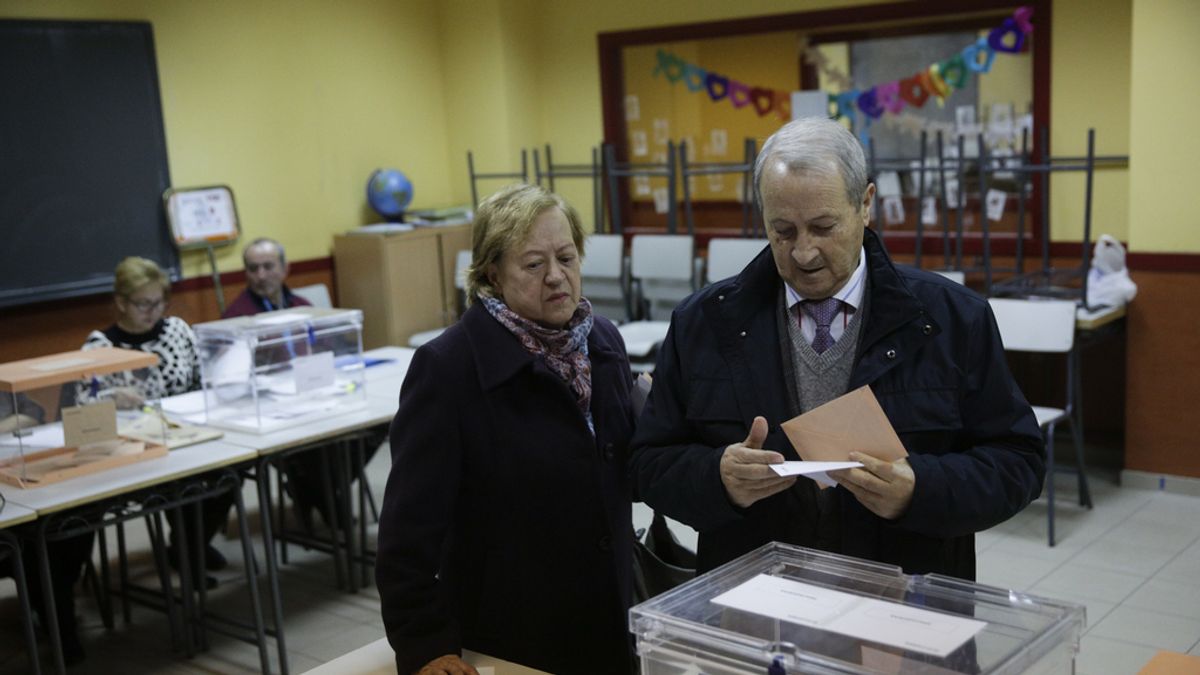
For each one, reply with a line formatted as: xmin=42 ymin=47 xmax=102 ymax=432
xmin=107 ymin=387 xmax=145 ymax=410
xmin=417 ymin=654 xmax=478 ymax=675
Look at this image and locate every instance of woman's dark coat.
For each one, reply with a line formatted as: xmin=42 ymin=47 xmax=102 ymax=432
xmin=376 ymin=303 xmax=636 ymax=675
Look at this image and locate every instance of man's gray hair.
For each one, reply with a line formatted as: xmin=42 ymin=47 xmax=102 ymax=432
xmin=243 ymin=237 xmax=287 ymax=266
xmin=753 ymin=117 xmax=869 ymax=209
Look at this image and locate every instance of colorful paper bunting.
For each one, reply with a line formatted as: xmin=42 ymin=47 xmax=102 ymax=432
xmin=649 ymin=7 xmax=1031 ymax=124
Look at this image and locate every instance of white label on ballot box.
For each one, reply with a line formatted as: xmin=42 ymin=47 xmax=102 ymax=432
xmin=291 ymin=351 xmax=335 ymax=393
xmin=62 ymin=400 xmax=118 ymax=448
xmin=711 ymin=573 xmax=986 ymax=658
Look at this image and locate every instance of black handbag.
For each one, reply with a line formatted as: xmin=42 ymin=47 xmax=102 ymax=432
xmin=632 ymin=511 xmax=696 ymax=603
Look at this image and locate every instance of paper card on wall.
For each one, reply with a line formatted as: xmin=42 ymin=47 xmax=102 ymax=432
xmin=882 ymin=196 xmax=905 ymax=226
xmin=292 ymin=351 xmax=336 ymax=394
xmin=985 ymin=189 xmax=1007 ymax=222
xmin=734 ymin=180 xmax=746 ymax=203
xmin=991 ymin=147 xmax=1014 ymax=180
xmin=652 ymin=187 xmax=670 ymax=214
xmin=624 ymin=94 xmax=641 ymax=122
xmin=920 ymin=196 xmax=939 ymax=226
xmin=652 ymin=150 xmax=667 ymax=165
xmin=955 ymin=105 xmax=976 ymax=133
xmin=943 ymin=178 xmax=960 ymax=208
xmin=687 ymin=175 xmax=696 ymax=195
xmin=875 ymin=171 xmax=902 ymax=197
xmin=709 ymin=128 xmax=728 ymax=156
xmin=62 ymin=400 xmax=118 ymax=448
xmin=989 ymin=103 xmax=1014 ymax=136
xmin=631 ymin=130 xmax=648 ymax=157
xmin=634 ymin=175 xmax=651 ymax=196
xmin=653 ymin=118 xmax=670 ymax=145
xmin=681 ymin=135 xmax=696 ymax=156
xmin=1016 ymin=113 xmax=1033 ymax=138
xmin=707 ymin=173 xmax=724 ymax=193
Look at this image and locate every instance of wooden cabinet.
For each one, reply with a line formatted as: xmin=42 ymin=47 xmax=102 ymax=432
xmin=333 ymin=224 xmax=472 ymax=349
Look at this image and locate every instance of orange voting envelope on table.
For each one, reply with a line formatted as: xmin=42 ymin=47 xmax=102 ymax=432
xmin=781 ymin=385 xmax=908 ymax=483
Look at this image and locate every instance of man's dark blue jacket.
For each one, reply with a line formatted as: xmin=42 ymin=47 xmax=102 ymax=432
xmin=629 ymin=227 xmax=1045 ymax=580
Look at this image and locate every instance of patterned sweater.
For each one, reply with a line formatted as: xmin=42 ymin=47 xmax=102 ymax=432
xmin=80 ymin=316 xmax=201 ymax=402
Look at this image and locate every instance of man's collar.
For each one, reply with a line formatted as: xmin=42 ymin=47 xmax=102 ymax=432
xmin=783 ymin=246 xmax=868 ymax=310
xmin=251 ymin=286 xmax=290 ymax=311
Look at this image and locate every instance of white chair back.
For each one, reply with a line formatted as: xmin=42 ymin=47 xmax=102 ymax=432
xmin=582 ymin=234 xmax=624 ymax=279
xmin=630 ymin=234 xmax=695 ymax=320
xmin=631 ymin=235 xmax=694 ymax=281
xmin=989 ymin=298 xmax=1076 ymax=353
xmin=706 ymin=238 xmax=767 ymax=284
xmin=454 ymin=250 xmax=472 ymax=290
xmin=292 ymin=283 xmax=333 ymax=309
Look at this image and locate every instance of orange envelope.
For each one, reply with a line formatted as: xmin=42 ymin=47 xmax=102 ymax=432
xmin=781 ymin=385 xmax=908 ymax=462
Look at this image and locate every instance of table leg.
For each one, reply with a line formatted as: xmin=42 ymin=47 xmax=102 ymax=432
xmin=255 ymin=458 xmax=291 ymax=675
xmin=34 ymin=522 xmax=65 ymax=674
xmin=116 ymin=521 xmax=132 ymax=625
xmin=1 ymin=531 xmax=41 ymax=675
xmin=234 ymin=475 xmax=271 ymax=674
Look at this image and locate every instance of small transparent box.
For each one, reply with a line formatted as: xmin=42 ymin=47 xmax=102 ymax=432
xmin=0 ymin=348 xmax=169 ymax=488
xmin=631 ymin=542 xmax=1085 ymax=675
xmin=194 ymin=307 xmax=367 ymax=433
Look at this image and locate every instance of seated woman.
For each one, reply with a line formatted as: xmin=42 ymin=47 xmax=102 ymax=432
xmin=376 ymin=185 xmax=637 ymax=675
xmin=80 ymin=256 xmax=231 ymax=588
xmin=1 ymin=394 xmax=94 ymax=664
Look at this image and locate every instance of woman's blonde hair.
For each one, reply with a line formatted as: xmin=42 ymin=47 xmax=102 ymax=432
xmin=113 ymin=256 xmax=170 ymax=299
xmin=465 ymin=184 xmax=585 ymax=301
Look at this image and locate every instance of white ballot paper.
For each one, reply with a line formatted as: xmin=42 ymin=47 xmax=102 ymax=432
xmin=769 ymin=460 xmax=862 ymax=487
xmin=712 ymin=574 xmax=986 ymax=658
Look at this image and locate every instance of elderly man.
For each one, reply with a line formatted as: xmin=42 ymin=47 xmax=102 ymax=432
xmin=629 ymin=117 xmax=1044 ymax=580
xmin=223 ymin=237 xmax=381 ymax=530
xmin=223 ymin=238 xmax=311 ymax=318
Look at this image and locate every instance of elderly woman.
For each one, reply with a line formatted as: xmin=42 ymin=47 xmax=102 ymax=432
xmin=81 ymin=257 xmax=231 ymax=589
xmin=376 ymin=185 xmax=636 ymax=675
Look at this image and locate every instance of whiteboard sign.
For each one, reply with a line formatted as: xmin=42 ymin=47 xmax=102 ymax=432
xmin=163 ymin=185 xmax=240 ymax=249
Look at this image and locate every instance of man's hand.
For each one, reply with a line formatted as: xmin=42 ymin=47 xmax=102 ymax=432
xmin=829 ymin=452 xmax=915 ymax=520
xmin=720 ymin=416 xmax=797 ymax=508
xmin=417 ymin=654 xmax=478 ymax=675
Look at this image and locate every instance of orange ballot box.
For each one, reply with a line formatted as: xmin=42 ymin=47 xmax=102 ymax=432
xmin=0 ymin=347 xmax=168 ymax=488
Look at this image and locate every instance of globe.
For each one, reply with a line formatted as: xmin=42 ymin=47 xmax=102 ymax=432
xmin=367 ymin=168 xmax=413 ymax=221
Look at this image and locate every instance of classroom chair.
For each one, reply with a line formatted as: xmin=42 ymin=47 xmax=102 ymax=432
xmin=989 ymin=297 xmax=1091 ymax=546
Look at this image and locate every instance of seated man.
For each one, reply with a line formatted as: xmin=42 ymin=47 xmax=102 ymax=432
xmin=629 ymin=117 xmax=1044 ymax=580
xmin=223 ymin=237 xmax=312 ymax=316
xmin=224 ymin=237 xmax=382 ymax=530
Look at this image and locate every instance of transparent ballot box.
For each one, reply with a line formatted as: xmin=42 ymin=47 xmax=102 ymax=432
xmin=194 ymin=307 xmax=367 ymax=433
xmin=630 ymin=542 xmax=1085 ymax=675
xmin=0 ymin=348 xmax=169 ymax=488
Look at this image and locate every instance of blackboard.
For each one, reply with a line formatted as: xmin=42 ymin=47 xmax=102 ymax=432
xmin=0 ymin=20 xmax=177 ymax=309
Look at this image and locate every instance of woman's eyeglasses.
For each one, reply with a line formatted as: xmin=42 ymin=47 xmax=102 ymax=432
xmin=125 ymin=297 xmax=166 ymax=312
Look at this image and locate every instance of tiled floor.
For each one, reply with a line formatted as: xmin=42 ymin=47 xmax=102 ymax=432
xmin=2 ymin=453 xmax=1199 ymax=674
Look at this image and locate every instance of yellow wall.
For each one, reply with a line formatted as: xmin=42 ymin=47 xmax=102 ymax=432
xmin=0 ymin=0 xmax=454 ymax=278
xmin=1129 ymin=0 xmax=1200 ymax=253
xmin=436 ymin=0 xmax=543 ymax=208
xmin=2 ymin=0 xmax=1179 ymax=272
xmin=1049 ymin=0 xmax=1131 ymax=245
